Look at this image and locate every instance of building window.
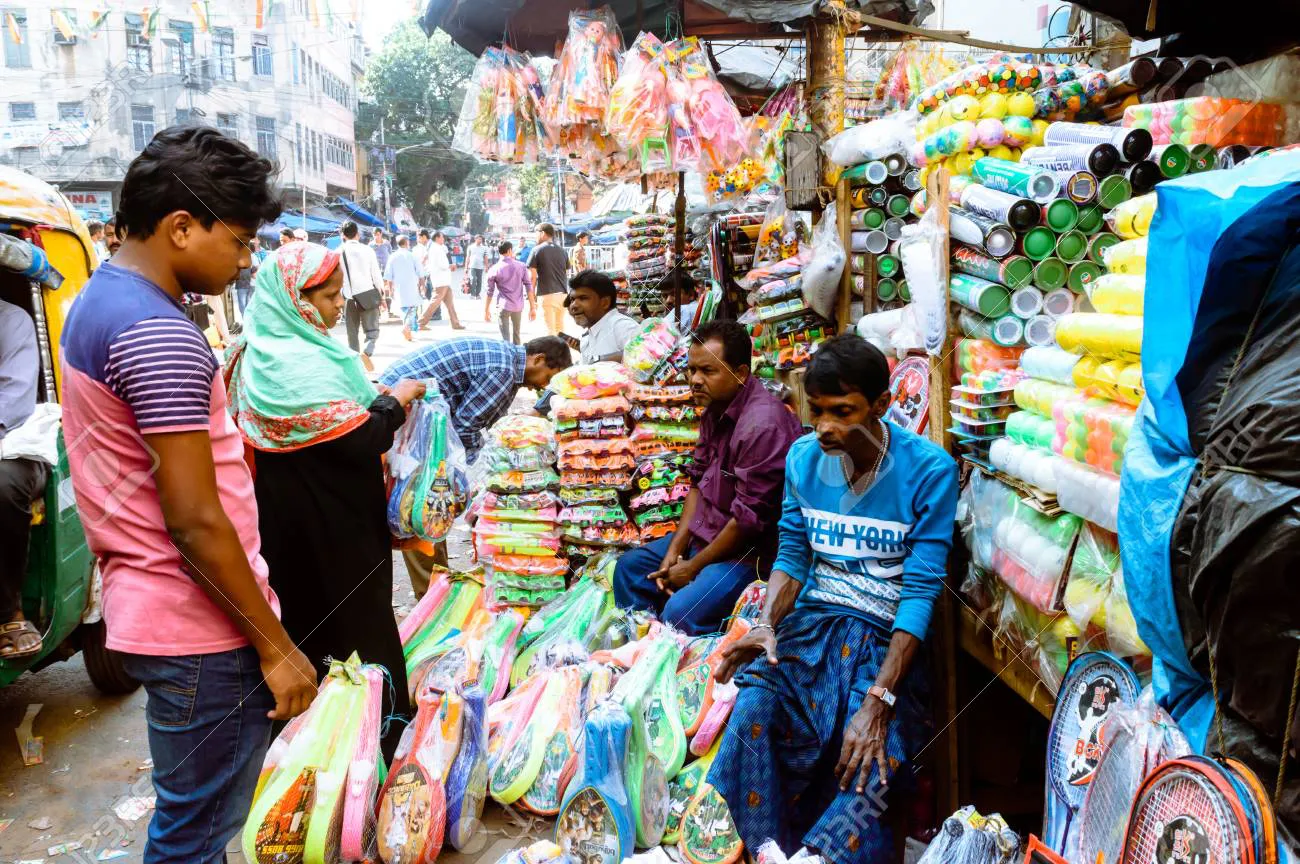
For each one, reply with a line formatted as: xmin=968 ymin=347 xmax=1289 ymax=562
xmin=2 ymin=8 xmax=30 ymax=68
xmin=213 ymin=28 xmax=234 ymax=81
xmin=165 ymin=24 xmax=193 ymax=75
xmin=291 ymin=43 xmax=299 ymax=84
xmin=255 ymin=116 xmax=275 ymax=157
xmin=131 ymin=104 xmax=155 ymax=152
xmin=252 ymin=33 xmax=272 ymax=77
xmin=175 ymin=107 xmax=193 ymax=125
xmin=58 ymin=101 xmax=85 ymax=122
xmin=126 ymin=19 xmax=151 ymax=73
xmin=216 ymin=112 xmax=237 ymax=139
xmin=9 ymin=101 xmax=35 ymax=121
xmin=295 ymin=122 xmax=302 ymax=166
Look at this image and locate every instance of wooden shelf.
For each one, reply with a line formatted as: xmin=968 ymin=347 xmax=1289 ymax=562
xmin=958 ymin=606 xmax=1057 ymax=720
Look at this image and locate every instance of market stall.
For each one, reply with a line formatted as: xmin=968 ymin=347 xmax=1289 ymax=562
xmin=234 ymin=4 xmax=1299 ymax=862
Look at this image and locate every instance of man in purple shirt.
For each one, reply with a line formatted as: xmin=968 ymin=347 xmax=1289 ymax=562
xmin=614 ymin=320 xmax=804 ymax=634
xmin=484 ymin=240 xmax=535 ymax=344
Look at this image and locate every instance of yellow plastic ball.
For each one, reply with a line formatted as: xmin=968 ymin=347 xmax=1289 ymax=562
xmin=979 ymin=92 xmax=1008 ymax=119
xmin=1007 ymin=91 xmax=1036 ymax=117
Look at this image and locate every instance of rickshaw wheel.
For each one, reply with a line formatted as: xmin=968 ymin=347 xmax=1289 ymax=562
xmin=81 ymin=619 xmax=140 ymax=695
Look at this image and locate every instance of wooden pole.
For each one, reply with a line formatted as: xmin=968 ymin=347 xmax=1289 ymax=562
xmin=674 ymin=170 xmax=686 ymax=331
xmin=807 ymin=0 xmax=853 ymax=330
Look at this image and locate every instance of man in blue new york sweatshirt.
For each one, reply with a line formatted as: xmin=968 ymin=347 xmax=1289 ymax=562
xmin=708 ymin=334 xmax=958 ymax=864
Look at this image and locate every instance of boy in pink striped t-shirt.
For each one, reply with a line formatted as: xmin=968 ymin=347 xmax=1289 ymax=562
xmin=61 ymin=126 xmax=317 ymax=864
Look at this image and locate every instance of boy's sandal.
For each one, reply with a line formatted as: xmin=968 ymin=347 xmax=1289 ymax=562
xmin=0 ymin=620 xmax=42 ymax=659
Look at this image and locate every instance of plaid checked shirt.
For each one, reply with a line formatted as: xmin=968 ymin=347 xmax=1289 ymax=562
xmin=379 ymin=337 xmax=527 ymax=460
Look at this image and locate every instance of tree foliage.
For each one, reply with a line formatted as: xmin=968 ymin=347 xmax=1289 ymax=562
xmin=357 ymin=21 xmax=478 ymax=225
xmin=515 ymin=164 xmax=553 ymax=224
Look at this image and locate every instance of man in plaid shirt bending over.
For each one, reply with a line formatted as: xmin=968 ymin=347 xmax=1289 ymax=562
xmin=378 ymin=335 xmax=572 ymax=594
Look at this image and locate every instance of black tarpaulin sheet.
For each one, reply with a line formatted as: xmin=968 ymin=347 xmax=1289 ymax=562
xmin=1169 ymin=181 xmax=1300 ymax=849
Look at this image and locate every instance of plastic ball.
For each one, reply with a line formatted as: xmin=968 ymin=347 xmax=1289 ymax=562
xmin=1030 ymin=118 xmax=1050 ymax=147
xmin=975 ymin=118 xmax=1005 ymax=147
xmin=949 ymin=94 xmax=980 ymax=122
xmin=1007 ymin=91 xmax=1036 ymax=117
xmin=950 ymin=120 xmax=978 ymax=152
xmin=1002 ymin=115 xmax=1033 ymax=147
xmin=979 ymin=92 xmax=1008 ymax=119
xmin=987 ymin=144 xmax=1014 ymax=161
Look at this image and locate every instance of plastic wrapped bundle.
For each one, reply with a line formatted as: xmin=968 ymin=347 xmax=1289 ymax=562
xmin=556 ymin=702 xmax=636 ymax=864
xmin=623 ymin=318 xmax=689 ymax=385
xmin=474 ymin=518 xmax=562 ymax=559
xmin=988 ymin=437 xmax=1059 ymax=493
xmin=560 ymin=503 xmax=638 ymax=547
xmin=1062 ymin=524 xmax=1149 ymax=657
xmin=605 ymin=31 xmax=668 ymax=152
xmin=1049 ymin=393 xmax=1135 ymax=475
xmin=446 ymin=683 xmax=490 ymax=851
xmin=512 ymin=576 xmax=613 ymax=686
xmin=675 ymin=617 xmax=751 ymax=737
xmin=481 ymin=609 xmax=526 ymax=703
xmin=1052 ymin=457 xmax=1120 ymax=532
xmin=916 ymin=806 xmax=1021 ymax=863
xmin=376 ymin=683 xmax=464 ymax=862
xmin=517 ymin=667 xmax=587 ymax=816
xmin=243 ymin=654 xmax=384 ymax=864
xmin=489 ymin=667 xmax=573 ymax=806
xmin=408 ymin=609 xmax=491 ymax=700
xmin=665 ymin=739 xmax=719 ymax=846
xmin=678 ymin=782 xmax=744 ymax=864
xmin=401 ymin=569 xmax=485 ymax=660
xmin=486 ymin=554 xmax=569 ymax=609
xmin=544 ymin=7 xmax=623 ymax=130
xmin=554 ymin=395 xmax=631 ymax=441
xmin=990 ymin=495 xmax=1083 ymax=613
xmin=550 ymin=361 xmax=633 ymax=400
xmin=611 ymin=636 xmax=683 ymax=847
xmin=386 ymin=391 xmax=469 ymax=543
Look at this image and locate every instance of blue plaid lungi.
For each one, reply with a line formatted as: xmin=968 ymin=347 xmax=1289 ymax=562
xmin=707 ymin=608 xmax=931 ymax=864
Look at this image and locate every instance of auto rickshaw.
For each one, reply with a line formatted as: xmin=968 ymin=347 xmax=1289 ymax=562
xmin=0 ymin=165 xmax=136 ymax=693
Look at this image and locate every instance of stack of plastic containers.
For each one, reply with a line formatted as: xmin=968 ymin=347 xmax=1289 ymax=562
xmin=473 ymin=415 xmax=567 ymax=609
xmin=625 ymin=214 xmax=673 ymax=315
xmin=551 ymin=362 xmax=640 ymax=559
xmin=627 ymin=383 xmax=698 ymax=543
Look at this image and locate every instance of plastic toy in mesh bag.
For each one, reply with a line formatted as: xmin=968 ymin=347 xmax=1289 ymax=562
xmin=376 ymin=682 xmax=464 ymax=863
xmin=555 ymin=701 xmax=636 ymax=864
xmin=491 ymin=414 xmax=556 ymax=450
xmin=386 ymin=390 xmax=469 ymax=543
xmin=549 ymin=361 xmax=633 ymax=400
xmin=545 ymin=6 xmax=623 ymax=129
xmin=558 ymin=437 xmax=637 ymax=471
xmin=622 ymin=317 xmax=689 ymax=385
xmin=1062 ymin=524 xmax=1149 ymax=658
xmin=605 ymin=31 xmax=669 ymax=151
xmin=243 ymin=654 xmax=384 ymax=864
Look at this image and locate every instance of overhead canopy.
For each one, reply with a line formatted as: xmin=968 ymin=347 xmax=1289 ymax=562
xmin=332 ymin=197 xmax=395 ymax=232
xmin=419 ymin=0 xmax=927 ymax=56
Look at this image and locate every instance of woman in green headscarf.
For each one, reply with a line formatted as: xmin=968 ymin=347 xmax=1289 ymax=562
xmin=225 ymin=241 xmax=423 ymax=758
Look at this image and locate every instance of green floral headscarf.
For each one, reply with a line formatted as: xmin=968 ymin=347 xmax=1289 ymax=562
xmin=224 ymin=241 xmax=377 ymax=450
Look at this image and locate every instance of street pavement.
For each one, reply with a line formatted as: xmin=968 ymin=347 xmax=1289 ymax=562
xmin=0 ymin=287 xmax=566 ymax=862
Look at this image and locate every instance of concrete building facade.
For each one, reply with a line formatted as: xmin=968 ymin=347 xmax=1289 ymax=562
xmin=0 ymin=0 xmax=365 ymax=222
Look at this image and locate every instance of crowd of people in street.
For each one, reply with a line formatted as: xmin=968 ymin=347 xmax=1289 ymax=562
xmin=0 ymin=124 xmax=967 ymax=864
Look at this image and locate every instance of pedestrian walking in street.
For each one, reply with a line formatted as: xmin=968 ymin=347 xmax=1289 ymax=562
xmin=338 ymin=220 xmax=385 ymax=372
xmin=466 ymin=234 xmax=487 ymax=298
xmin=484 ymin=240 xmax=534 ymax=344
xmin=59 ymin=125 xmax=317 ymax=864
xmin=385 ymin=235 xmax=425 ymax=341
xmin=225 ymin=240 xmax=427 ymax=761
xmin=417 ymin=231 xmax=464 ymax=329
xmin=528 ymin=222 xmax=570 ymax=335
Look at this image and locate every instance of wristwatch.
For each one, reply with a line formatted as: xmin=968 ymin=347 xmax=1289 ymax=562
xmin=868 ymin=685 xmax=896 ymax=708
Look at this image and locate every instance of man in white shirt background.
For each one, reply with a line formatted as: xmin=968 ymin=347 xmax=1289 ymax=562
xmin=466 ymin=235 xmax=487 ymax=299
xmin=568 ymin=269 xmax=641 ymax=362
xmin=386 ymin=235 xmax=426 ymax=341
xmin=417 ymin=231 xmax=464 ymax=330
xmin=338 ymin=220 xmax=387 ymax=371
xmin=412 ymin=229 xmax=433 ymax=304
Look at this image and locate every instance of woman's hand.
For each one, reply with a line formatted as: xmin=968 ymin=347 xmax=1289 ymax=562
xmin=390 ymin=379 xmax=426 ymax=407
xmin=714 ymin=626 xmax=777 ymax=684
xmin=836 ymin=695 xmax=892 ymax=794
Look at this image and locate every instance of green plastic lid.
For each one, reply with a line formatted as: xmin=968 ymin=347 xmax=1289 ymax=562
xmin=1055 ymin=229 xmax=1087 ymax=262
xmin=863 ymin=208 xmax=885 ymax=229
xmin=1153 ymin=143 xmax=1190 ymax=178
xmin=1045 ymin=199 xmax=1079 ymax=233
xmin=1020 ymin=226 xmax=1056 ymax=261
xmin=870 ymin=186 xmax=889 ymax=206
xmin=897 ymin=279 xmax=911 ymax=301
xmin=1075 ymin=204 xmax=1105 ymax=235
xmin=876 ymin=278 xmax=898 ymax=301
xmin=1068 ymin=260 xmax=1103 ymax=293
xmin=1088 ymin=232 xmax=1121 ymax=263
xmin=1189 ymin=143 xmax=1216 ymax=173
xmin=887 ymin=194 xmax=911 ymax=217
xmin=877 ymin=254 xmax=900 ymax=277
xmin=1097 ymin=174 xmax=1132 ymax=209
xmin=1032 ymin=257 xmax=1068 ymax=291
xmin=1002 ymin=256 xmax=1035 ymax=290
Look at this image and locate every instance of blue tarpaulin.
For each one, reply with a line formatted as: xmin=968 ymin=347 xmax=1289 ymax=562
xmin=332 ymin=197 xmax=396 ymax=232
xmin=1118 ymin=148 xmax=1300 ymax=753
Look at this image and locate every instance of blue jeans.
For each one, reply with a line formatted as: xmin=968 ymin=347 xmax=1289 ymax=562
xmin=235 ymin=287 xmax=251 ymax=315
xmin=613 ymin=532 xmax=758 ymax=635
xmin=119 ymin=645 xmax=275 ymax=864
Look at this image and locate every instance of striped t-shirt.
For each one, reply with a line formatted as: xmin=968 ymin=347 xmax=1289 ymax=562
xmin=60 ymin=263 xmax=277 ymax=656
